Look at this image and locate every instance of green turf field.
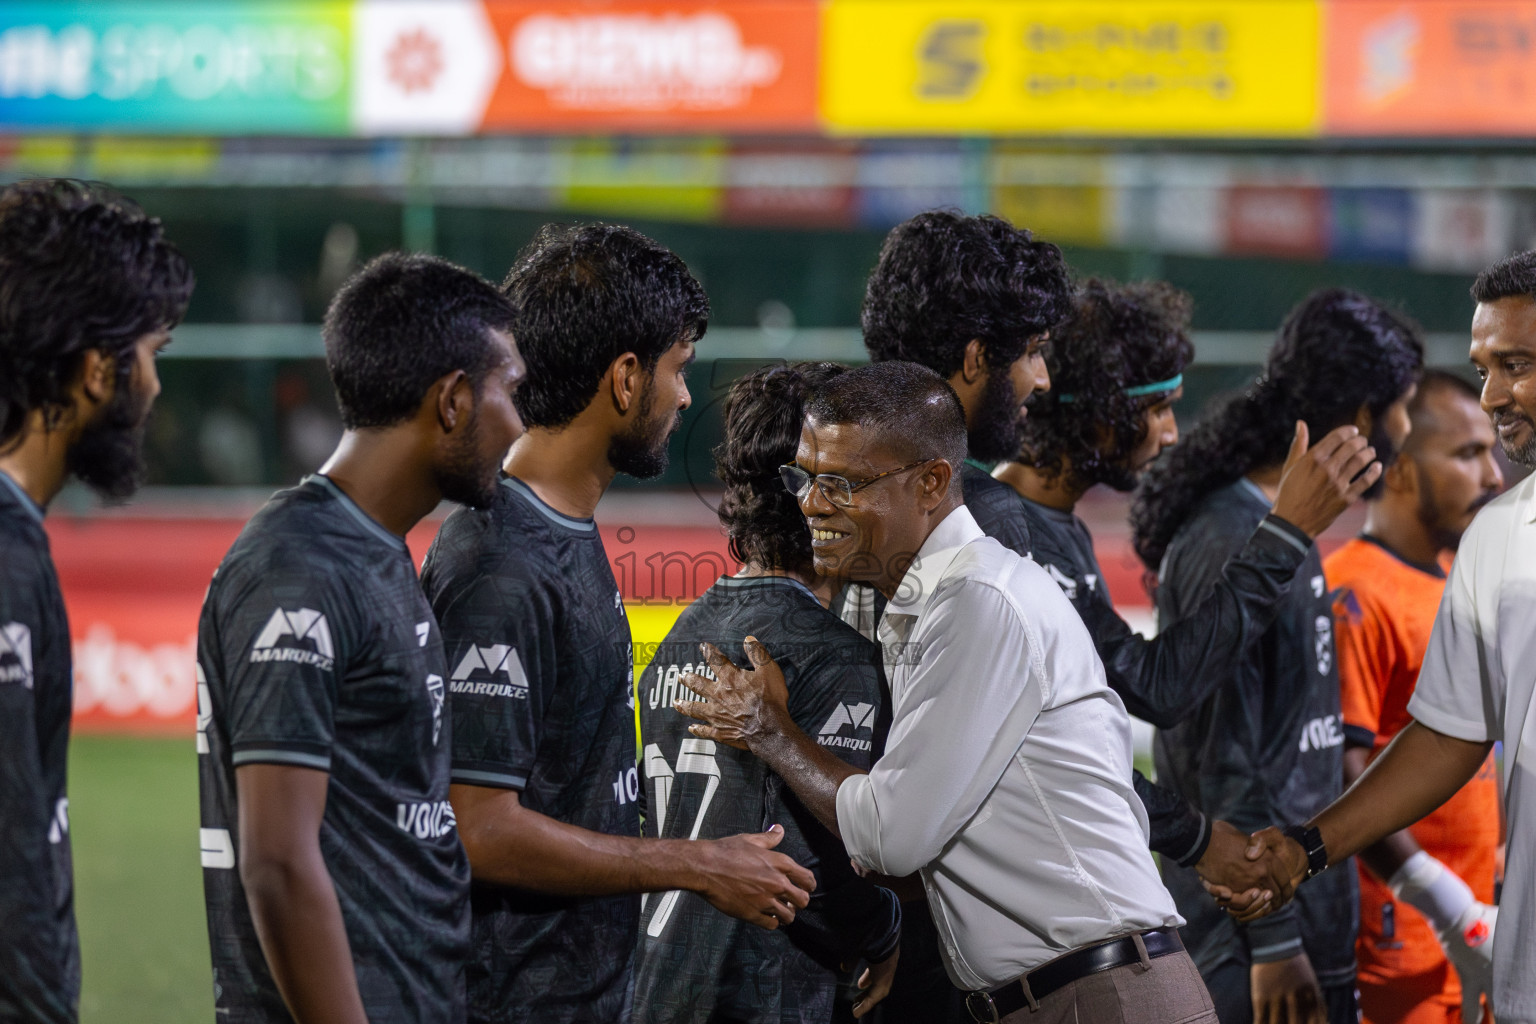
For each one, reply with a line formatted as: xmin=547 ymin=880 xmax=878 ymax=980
xmin=71 ymin=735 xmax=212 ymax=1024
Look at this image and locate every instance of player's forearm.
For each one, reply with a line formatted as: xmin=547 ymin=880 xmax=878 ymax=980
xmin=1104 ymin=517 xmax=1306 ymax=728
xmin=1342 ymin=744 xmax=1423 ymax=882
xmin=241 ymin=851 xmax=368 ymax=1024
xmin=452 ymin=785 xmax=712 ymax=895
xmin=1312 ymin=722 xmax=1491 ymax=868
xmin=749 ymin=724 xmax=862 ymax=839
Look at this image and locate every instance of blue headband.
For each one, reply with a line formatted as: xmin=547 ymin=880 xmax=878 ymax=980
xmin=1054 ymin=373 xmax=1182 ymax=404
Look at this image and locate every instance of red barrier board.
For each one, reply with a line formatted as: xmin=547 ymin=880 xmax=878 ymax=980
xmin=48 ymin=515 xmax=738 ymax=735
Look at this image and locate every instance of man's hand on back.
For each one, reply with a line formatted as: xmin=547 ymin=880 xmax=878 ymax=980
xmin=674 ymin=637 xmax=794 ymax=753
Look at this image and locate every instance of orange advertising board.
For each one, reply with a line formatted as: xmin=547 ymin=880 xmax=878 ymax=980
xmin=1325 ymin=1 xmax=1536 ymax=135
xmin=480 ymin=1 xmax=819 ymax=131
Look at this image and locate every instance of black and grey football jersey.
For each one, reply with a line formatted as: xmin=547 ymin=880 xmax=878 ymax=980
xmin=960 ymin=462 xmax=1031 ymax=559
xmin=421 ymin=476 xmax=639 ymax=1024
xmin=197 ymin=475 xmax=470 ymax=1023
xmin=0 ymin=470 xmax=78 ymax=1024
xmin=1154 ymin=479 xmax=1358 ymax=986
xmin=634 ymin=575 xmax=899 ymax=1024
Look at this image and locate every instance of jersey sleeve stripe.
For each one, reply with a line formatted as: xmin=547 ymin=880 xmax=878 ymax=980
xmin=1257 ymin=516 xmax=1311 ymax=555
xmin=451 ymin=767 xmax=528 ymax=790
xmin=1343 ymin=724 xmax=1376 ymax=748
xmin=231 ymin=748 xmax=332 ymax=771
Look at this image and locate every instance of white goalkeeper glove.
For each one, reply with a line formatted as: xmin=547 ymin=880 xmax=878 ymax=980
xmin=1389 ymin=851 xmax=1496 ymax=1023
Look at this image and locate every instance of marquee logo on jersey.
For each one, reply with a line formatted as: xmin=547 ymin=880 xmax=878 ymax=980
xmin=250 ymin=608 xmax=335 ymax=671
xmin=0 ymin=621 xmax=33 ymax=688
xmin=818 ymin=701 xmax=877 ymax=752
xmin=426 ymin=673 xmax=445 ymax=745
xmin=449 ymin=642 xmax=529 ymax=699
xmin=1314 ymin=614 xmax=1334 ymax=675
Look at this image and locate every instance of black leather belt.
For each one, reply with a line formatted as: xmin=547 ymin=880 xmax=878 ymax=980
xmin=965 ymin=928 xmax=1184 ymax=1022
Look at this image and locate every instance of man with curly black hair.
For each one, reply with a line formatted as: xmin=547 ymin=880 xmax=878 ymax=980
xmin=420 ymin=224 xmax=814 ymax=1024
xmin=1132 ymin=288 xmax=1422 ymax=1024
xmin=633 ymin=362 xmax=902 ymax=1024
xmin=989 ymin=279 xmax=1380 ymax=899
xmin=0 ymin=179 xmax=192 ymax=1024
xmin=861 ymin=208 xmax=1071 ymax=558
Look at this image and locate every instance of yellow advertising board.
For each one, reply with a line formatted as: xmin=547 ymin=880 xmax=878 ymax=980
xmin=990 ymin=148 xmax=1108 ymax=244
xmin=822 ymin=0 xmax=1321 ymax=136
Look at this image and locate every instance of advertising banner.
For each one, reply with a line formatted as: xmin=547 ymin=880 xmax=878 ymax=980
xmin=0 ymin=0 xmax=817 ymax=135
xmin=723 ymin=143 xmax=857 ymax=227
xmin=481 ymin=1 xmax=819 ymax=131
xmin=1324 ymin=1 xmax=1536 ymax=136
xmin=1329 ymin=187 xmax=1414 ymax=264
xmin=1225 ymin=185 xmax=1329 ymax=259
xmin=0 ymin=1 xmax=352 ymax=133
xmin=1412 ymin=189 xmax=1514 ymax=273
xmin=821 ymin=0 xmax=1320 ymax=136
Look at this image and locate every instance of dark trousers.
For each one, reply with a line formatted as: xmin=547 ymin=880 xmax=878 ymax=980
xmin=1202 ymin=960 xmax=1358 ymax=1024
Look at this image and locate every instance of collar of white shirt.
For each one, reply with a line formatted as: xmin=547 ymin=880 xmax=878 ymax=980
xmin=881 ymin=504 xmax=985 ymax=632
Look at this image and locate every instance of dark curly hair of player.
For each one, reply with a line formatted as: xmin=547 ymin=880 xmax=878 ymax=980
xmin=503 ymin=222 xmax=709 ymax=430
xmin=714 ymin=361 xmax=847 ymax=573
xmin=0 ymin=179 xmax=193 ymax=450
xmin=861 ymin=209 xmax=1072 ymax=379
xmin=1017 ymin=278 xmax=1194 ymax=493
xmin=1131 ymin=287 xmax=1423 ymax=576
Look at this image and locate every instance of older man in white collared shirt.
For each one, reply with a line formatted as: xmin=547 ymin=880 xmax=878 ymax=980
xmin=677 ymin=361 xmax=1214 ymax=1024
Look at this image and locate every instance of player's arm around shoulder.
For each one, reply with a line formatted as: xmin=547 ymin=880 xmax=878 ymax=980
xmin=447 ymin=781 xmax=815 ymax=931
xmin=434 ymin=569 xmax=818 ymax=931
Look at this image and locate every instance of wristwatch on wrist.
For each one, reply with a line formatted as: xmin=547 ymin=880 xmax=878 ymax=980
xmin=1280 ymin=823 xmax=1328 ymax=880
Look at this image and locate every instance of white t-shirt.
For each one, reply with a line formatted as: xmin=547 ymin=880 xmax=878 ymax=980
xmin=1409 ymin=471 xmax=1536 ymax=1024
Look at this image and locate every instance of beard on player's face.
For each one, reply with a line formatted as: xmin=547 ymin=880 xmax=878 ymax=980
xmin=608 ymin=383 xmax=679 ymax=480
xmin=434 ymin=404 xmax=503 ymax=509
xmin=1359 ymin=419 xmax=1402 ymax=501
xmin=68 ymin=373 xmax=151 ymax=502
xmin=967 ymin=369 xmax=1023 ymax=464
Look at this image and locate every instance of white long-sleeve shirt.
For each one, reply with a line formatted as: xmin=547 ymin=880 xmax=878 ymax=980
xmin=835 ymin=506 xmax=1181 ymax=990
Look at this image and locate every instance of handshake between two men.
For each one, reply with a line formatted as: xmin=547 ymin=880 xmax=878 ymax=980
xmin=1196 ymin=737 xmax=1500 ymax=1024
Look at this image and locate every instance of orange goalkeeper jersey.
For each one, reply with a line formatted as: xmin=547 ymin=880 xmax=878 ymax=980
xmin=1327 ymin=537 xmax=1500 ymax=1024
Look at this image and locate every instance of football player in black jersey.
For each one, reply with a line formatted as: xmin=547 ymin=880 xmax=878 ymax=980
xmin=421 ymin=224 xmax=815 ymax=1024
xmin=990 ymin=278 xmax=1387 ymax=882
xmin=633 ymin=362 xmax=901 ymax=1024
xmin=860 ymin=209 xmax=1071 ymax=558
xmin=197 ymin=254 xmax=525 ymax=1024
xmin=0 ymin=180 xmax=191 ymax=1024
xmin=1131 ymin=289 xmax=1421 ymax=1024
